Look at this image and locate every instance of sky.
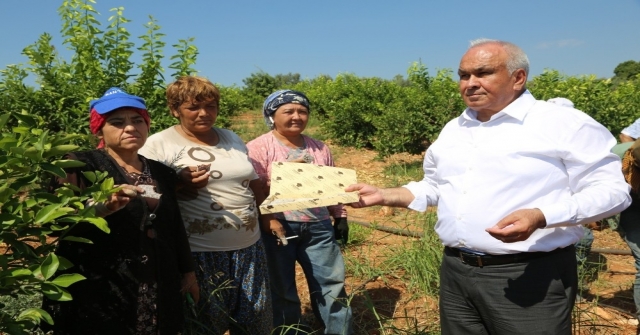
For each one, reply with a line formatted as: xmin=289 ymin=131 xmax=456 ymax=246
xmin=1 ymin=0 xmax=639 ymax=87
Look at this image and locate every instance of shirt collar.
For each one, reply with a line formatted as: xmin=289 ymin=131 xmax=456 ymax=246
xmin=461 ymin=90 xmax=536 ymax=123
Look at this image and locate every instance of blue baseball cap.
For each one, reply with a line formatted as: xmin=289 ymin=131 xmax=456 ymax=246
xmin=89 ymin=87 xmax=147 ymax=115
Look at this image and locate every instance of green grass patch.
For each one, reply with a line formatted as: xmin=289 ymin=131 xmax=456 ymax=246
xmin=383 ymin=161 xmax=424 ymax=187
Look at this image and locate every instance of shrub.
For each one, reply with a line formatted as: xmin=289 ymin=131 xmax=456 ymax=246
xmin=0 ymin=112 xmax=117 ymax=334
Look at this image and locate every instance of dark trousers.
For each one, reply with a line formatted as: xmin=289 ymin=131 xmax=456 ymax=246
xmin=439 ymin=246 xmax=577 ymax=335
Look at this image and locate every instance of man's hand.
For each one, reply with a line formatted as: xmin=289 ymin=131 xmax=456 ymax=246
xmin=486 ymin=208 xmax=547 ymax=243
xmin=345 ymin=183 xmax=384 ymax=208
xmin=345 ymin=184 xmax=415 ymax=208
xmin=178 ymin=166 xmax=210 ymax=189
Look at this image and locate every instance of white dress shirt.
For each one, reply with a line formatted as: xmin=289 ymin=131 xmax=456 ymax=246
xmin=403 ymin=90 xmax=631 ymax=254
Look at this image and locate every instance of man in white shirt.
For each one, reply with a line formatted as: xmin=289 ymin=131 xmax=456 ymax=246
xmin=346 ymin=39 xmax=631 ymax=334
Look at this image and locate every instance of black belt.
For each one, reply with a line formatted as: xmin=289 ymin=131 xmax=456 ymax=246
xmin=445 ymin=246 xmax=572 ymax=267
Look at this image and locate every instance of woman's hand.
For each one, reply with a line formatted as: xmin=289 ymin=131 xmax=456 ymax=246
xmin=92 ymin=184 xmax=142 ymax=217
xmin=178 ymin=166 xmax=210 ymax=189
xmin=181 ymin=271 xmax=200 ymax=304
xmin=105 ymin=184 xmax=142 ymax=211
xmin=262 ymin=218 xmax=288 ymax=245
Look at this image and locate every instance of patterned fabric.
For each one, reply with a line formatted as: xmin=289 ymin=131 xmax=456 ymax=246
xmin=187 ymin=241 xmax=272 ymax=335
xmin=135 ymin=283 xmax=159 ymax=335
xmin=246 ymin=131 xmax=347 ymax=221
xmin=42 ymin=149 xmax=195 ymax=335
xmin=140 ymin=127 xmax=260 ymax=252
xmin=262 ymin=90 xmax=310 ymax=129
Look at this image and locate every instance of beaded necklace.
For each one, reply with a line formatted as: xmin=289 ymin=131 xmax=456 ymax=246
xmin=121 ymin=157 xmax=153 ymax=185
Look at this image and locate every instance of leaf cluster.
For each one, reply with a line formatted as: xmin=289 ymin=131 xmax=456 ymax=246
xmin=0 ymin=0 xmax=202 ymax=145
xmin=0 ymin=116 xmax=119 ymax=333
xmin=292 ymin=62 xmax=465 ymax=156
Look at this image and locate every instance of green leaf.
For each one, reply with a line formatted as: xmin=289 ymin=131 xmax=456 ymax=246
xmin=51 ymin=134 xmax=85 ymax=147
xmin=12 ymin=173 xmax=38 ymax=189
xmin=40 ymin=162 xmax=67 ymax=178
xmin=34 ymin=192 xmax=61 ymax=204
xmin=0 ymin=212 xmax=19 ymax=226
xmin=10 ymin=268 xmax=32 ymax=277
xmin=0 ymin=113 xmax=10 ymax=129
xmin=13 ymin=113 xmax=37 ymax=127
xmin=83 ymin=171 xmax=97 ymax=183
xmin=23 ymin=146 xmax=43 ymax=162
xmin=41 ymin=282 xmax=72 ymax=301
xmin=44 ymin=144 xmax=79 ymax=158
xmin=16 ymin=308 xmax=54 ymax=325
xmin=100 ymin=177 xmax=115 ymax=191
xmin=52 ymin=159 xmax=86 ymax=168
xmin=50 ymin=273 xmax=86 ymax=287
xmin=0 ymin=184 xmax=17 ymax=203
xmin=62 ymin=236 xmax=94 ymax=244
xmin=84 ymin=217 xmax=110 ymax=233
xmin=57 ymin=256 xmax=74 ymax=271
xmin=39 ymin=253 xmax=60 ymax=280
xmin=34 ymin=203 xmax=62 ymax=224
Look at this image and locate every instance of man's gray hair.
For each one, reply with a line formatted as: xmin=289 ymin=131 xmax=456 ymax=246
xmin=469 ymin=38 xmax=530 ymax=76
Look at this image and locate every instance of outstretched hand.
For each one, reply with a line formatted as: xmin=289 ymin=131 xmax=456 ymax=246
xmin=344 ymin=183 xmax=384 ymax=208
xmin=486 ymin=208 xmax=547 ymax=243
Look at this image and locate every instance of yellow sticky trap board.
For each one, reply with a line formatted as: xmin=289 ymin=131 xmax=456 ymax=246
xmin=259 ymin=162 xmax=359 ymax=214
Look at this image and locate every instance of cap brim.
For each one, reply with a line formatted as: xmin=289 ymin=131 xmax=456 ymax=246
xmin=92 ymin=97 xmax=147 ymax=114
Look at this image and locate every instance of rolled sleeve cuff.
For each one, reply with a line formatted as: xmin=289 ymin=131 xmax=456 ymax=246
xmin=537 ymin=202 xmax=575 ymax=228
xmin=403 ymin=182 xmax=429 ymax=212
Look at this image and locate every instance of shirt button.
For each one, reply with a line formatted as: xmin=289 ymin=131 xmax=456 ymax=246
xmin=148 ymin=213 xmax=157 ymax=220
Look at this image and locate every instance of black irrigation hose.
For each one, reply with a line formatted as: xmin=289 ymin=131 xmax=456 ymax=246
xmin=350 ymin=220 xmax=634 ymax=256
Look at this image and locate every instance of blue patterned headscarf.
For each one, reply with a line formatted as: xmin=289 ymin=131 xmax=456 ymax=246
xmin=262 ymin=90 xmax=311 ymax=129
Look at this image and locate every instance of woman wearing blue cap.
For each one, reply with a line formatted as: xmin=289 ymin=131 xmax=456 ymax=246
xmin=41 ymin=87 xmax=198 ymax=335
xmin=246 ymin=90 xmax=352 ymax=335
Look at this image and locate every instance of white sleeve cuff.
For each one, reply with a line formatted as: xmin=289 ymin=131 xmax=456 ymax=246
xmin=402 ymin=182 xmax=429 ymax=212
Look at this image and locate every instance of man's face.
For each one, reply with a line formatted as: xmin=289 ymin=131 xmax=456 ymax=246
xmin=458 ymin=43 xmax=526 ymax=119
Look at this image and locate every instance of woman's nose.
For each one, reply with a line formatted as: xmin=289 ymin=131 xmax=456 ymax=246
xmin=123 ymin=122 xmax=137 ymax=131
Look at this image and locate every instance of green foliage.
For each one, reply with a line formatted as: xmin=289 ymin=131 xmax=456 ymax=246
xmin=0 ymin=112 xmax=118 ymax=334
xmin=217 ymin=85 xmax=252 ymax=128
xmin=242 ymin=71 xmax=278 ymax=109
xmin=529 ymin=70 xmax=640 ymax=136
xmin=0 ymin=0 xmax=203 ymax=143
xmin=240 ymin=71 xmax=303 ymax=111
xmin=612 ymin=60 xmax=640 ymax=85
xmin=293 ymin=63 xmax=464 ymax=156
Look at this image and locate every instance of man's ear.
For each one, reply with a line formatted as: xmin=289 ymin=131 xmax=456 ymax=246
xmin=512 ymin=68 xmax=527 ymax=91
xmin=170 ymin=108 xmax=180 ymax=119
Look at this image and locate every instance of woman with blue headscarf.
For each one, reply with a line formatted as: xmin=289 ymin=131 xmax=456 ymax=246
xmin=247 ymin=90 xmax=352 ymax=335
